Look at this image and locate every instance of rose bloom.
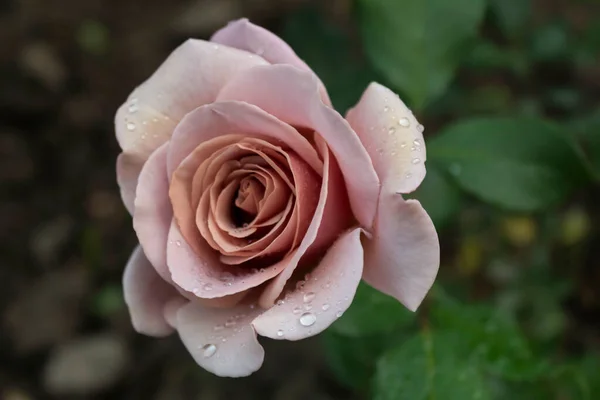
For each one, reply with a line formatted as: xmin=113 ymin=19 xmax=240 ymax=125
xmin=116 ymin=19 xmax=439 ymax=377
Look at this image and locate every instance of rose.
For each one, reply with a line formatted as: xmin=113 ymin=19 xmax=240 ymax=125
xmin=116 ymin=19 xmax=439 ymax=377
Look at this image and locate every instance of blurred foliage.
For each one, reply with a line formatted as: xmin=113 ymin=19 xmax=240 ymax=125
xmin=282 ymin=0 xmax=600 ymax=398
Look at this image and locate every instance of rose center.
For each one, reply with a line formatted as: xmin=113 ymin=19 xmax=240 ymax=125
xmin=232 ymin=176 xmax=266 ymax=227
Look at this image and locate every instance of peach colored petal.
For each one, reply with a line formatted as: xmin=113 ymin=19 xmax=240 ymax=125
xmin=115 ymin=40 xmax=268 ymax=162
xmin=166 ymin=220 xmax=288 ymax=298
xmin=123 ymin=246 xmax=182 ymax=337
xmin=217 ymin=65 xmax=380 ymax=230
xmin=252 ymin=228 xmax=363 ymax=340
xmin=133 ymin=142 xmax=172 ymax=282
xmin=362 ymin=194 xmax=440 ymax=311
xmin=346 ymin=82 xmax=427 ymax=194
xmin=175 ymin=301 xmax=264 ymax=377
xmin=257 ymin=141 xmax=333 ymax=308
xmin=166 ymin=101 xmax=323 ymax=177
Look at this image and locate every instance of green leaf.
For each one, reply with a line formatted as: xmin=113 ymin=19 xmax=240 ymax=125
xmin=373 ymin=330 xmax=491 ymax=400
xmin=568 ymin=112 xmax=600 ymax=179
xmin=282 ymin=7 xmax=377 ymax=113
xmin=488 ymin=0 xmax=532 ymax=40
xmin=428 ymin=117 xmax=590 ymax=211
xmin=322 ymin=331 xmax=391 ymax=391
xmin=431 ymin=300 xmax=548 ymax=381
xmin=356 ymin=0 xmax=486 ymax=110
xmin=331 ymin=282 xmax=414 ymax=337
xmin=408 ymin=164 xmax=462 ymax=229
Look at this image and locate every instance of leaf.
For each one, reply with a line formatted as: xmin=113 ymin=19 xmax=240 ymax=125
xmin=431 ymin=300 xmax=548 ymax=381
xmin=356 ymin=0 xmax=486 ymax=110
xmin=408 ymin=164 xmax=462 ymax=229
xmin=331 ymin=282 xmax=415 ymax=337
xmin=488 ymin=0 xmax=532 ymax=40
xmin=568 ymin=112 xmax=600 ymax=179
xmin=373 ymin=330 xmax=491 ymax=400
xmin=322 ymin=331 xmax=392 ymax=391
xmin=428 ymin=117 xmax=591 ymax=211
xmin=281 ymin=7 xmax=377 ymax=113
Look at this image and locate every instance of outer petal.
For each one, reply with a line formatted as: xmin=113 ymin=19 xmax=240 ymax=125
xmin=116 ymin=153 xmax=143 ymax=214
xmin=362 ymin=195 xmax=440 ymax=311
xmin=211 ymin=18 xmax=311 ymax=72
xmin=252 ymin=228 xmax=364 ymax=340
xmin=123 ymin=246 xmax=181 ymax=337
xmin=116 ymin=39 xmax=268 ymax=161
xmin=217 ymin=65 xmax=380 ymax=230
xmin=175 ymin=301 xmax=264 ymax=377
xmin=114 ymin=40 xmax=269 ymax=211
xmin=133 ymin=142 xmax=172 ymax=282
xmin=346 ymin=82 xmax=427 ymax=194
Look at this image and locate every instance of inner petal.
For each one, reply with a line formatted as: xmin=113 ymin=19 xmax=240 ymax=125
xmin=234 ymin=176 xmax=265 ymax=220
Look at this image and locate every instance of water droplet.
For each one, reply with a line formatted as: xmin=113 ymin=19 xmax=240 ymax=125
xmin=277 ymin=299 xmax=285 ymax=306
xmin=221 ymin=337 xmax=227 ymax=342
xmin=412 ymin=158 xmax=420 ymax=164
xmin=299 ymin=312 xmax=316 ymax=327
xmin=405 ymin=172 xmax=413 ymax=179
xmin=413 ymin=139 xmax=421 ymax=146
xmin=128 ymin=103 xmax=139 ymax=114
xmin=204 ymin=283 xmax=213 ymax=291
xmin=400 ymin=142 xmax=407 ymax=148
xmin=321 ymin=303 xmax=330 ymax=311
xmin=225 ymin=318 xmax=236 ymax=328
xmin=391 ymin=151 xmax=397 ymax=156
xmin=325 ymin=281 xmax=331 ymax=288
xmin=214 ymin=324 xmax=224 ymax=331
xmin=303 ymin=292 xmax=316 ymax=303
xmin=175 ymin=240 xmax=181 ymax=247
xmin=388 ymin=127 xmax=396 ymax=135
xmin=295 ymin=280 xmax=305 ymax=290
xmin=192 ymin=287 xmax=200 ymax=294
xmin=336 ymin=311 xmax=343 ymax=318
xmin=126 ymin=122 xmax=136 ymax=131
xmin=304 ymin=304 xmax=313 ymax=311
xmin=416 ymin=124 xmax=425 ymax=133
xmin=383 ymin=106 xmax=390 ymax=112
xmin=249 ymin=303 xmax=256 ymax=309
xmin=399 ymin=118 xmax=410 ymax=127
xmin=259 ymin=268 xmax=265 ymax=273
xmin=293 ymin=306 xmax=303 ymax=314
xmin=201 ymin=344 xmax=217 ymax=358
xmin=276 ymin=330 xmax=284 ymax=337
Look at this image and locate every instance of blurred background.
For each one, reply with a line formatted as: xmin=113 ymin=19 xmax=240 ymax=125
xmin=1 ymin=0 xmax=599 ymax=399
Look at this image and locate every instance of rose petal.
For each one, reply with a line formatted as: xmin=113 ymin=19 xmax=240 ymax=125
xmin=133 ymin=142 xmax=172 ymax=282
xmin=211 ymin=19 xmax=310 ymax=71
xmin=257 ymin=140 xmax=338 ymax=307
xmin=175 ymin=301 xmax=264 ymax=377
xmin=166 ymin=220 xmax=287 ymax=298
xmin=346 ymin=82 xmax=427 ymax=194
xmin=116 ymin=153 xmax=143 ymax=214
xmin=362 ymin=195 xmax=440 ymax=311
xmin=210 ymin=18 xmax=332 ymax=106
xmin=123 ymin=246 xmax=181 ymax=337
xmin=167 ymin=101 xmax=323 ymax=177
xmin=217 ymin=65 xmax=380 ymax=230
xmin=115 ymin=40 xmax=268 ymax=162
xmin=252 ymin=228 xmax=364 ymax=340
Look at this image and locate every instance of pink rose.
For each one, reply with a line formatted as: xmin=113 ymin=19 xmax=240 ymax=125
xmin=116 ymin=19 xmax=439 ymax=377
